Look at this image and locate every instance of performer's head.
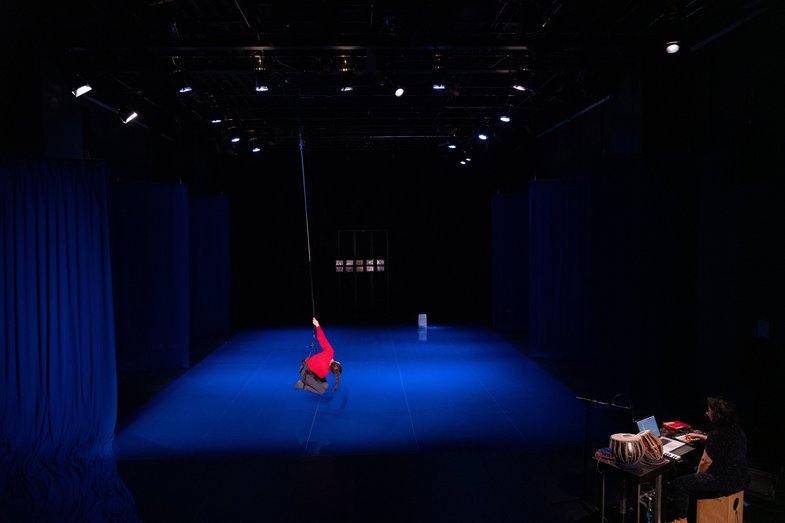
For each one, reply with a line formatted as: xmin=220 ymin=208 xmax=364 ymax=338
xmin=706 ymin=395 xmax=738 ymax=427
xmin=330 ymin=360 xmax=343 ymax=389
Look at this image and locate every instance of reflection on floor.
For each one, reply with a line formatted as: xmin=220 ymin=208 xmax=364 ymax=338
xmin=114 ymin=325 xmax=775 ymax=522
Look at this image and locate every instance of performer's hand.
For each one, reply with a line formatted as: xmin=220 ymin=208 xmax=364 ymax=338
xmin=312 ymin=318 xmax=320 ymax=328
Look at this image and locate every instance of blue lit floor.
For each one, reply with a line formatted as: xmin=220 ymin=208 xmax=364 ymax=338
xmin=115 ymin=325 xmax=613 ymax=522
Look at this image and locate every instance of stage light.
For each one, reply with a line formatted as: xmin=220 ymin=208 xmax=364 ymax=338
xmin=381 ymin=67 xmax=405 ymax=97
xmin=71 ymin=83 xmax=92 ymax=98
xmin=499 ymin=115 xmax=511 ymax=123
xmin=662 ymin=2 xmax=684 ymax=56
xmin=120 ymin=110 xmax=138 ymax=124
xmin=477 ymin=120 xmax=491 ymax=141
xmin=511 ymin=67 xmax=531 ymax=91
xmin=255 ymin=72 xmax=270 ymax=92
xmin=447 ymin=144 xmax=457 ymax=149
xmin=207 ymin=105 xmax=223 ymax=124
xmin=251 ymin=146 xmax=261 ymax=152
xmin=173 ymin=69 xmax=192 ymax=93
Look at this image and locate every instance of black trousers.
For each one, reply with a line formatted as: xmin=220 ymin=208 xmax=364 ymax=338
xmin=300 ymin=360 xmax=328 ymax=395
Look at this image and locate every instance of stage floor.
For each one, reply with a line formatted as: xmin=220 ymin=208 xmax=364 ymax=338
xmin=114 ymin=325 xmax=610 ymax=522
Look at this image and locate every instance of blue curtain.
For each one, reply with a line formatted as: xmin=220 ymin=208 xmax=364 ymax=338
xmin=0 ymin=160 xmax=138 ymax=521
xmin=529 ymin=179 xmax=591 ymax=359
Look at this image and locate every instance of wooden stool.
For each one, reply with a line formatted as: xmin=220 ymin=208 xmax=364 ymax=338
xmin=696 ymin=490 xmax=744 ymax=523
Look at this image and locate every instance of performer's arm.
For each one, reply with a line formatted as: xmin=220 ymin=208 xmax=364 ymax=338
xmin=312 ymin=318 xmax=335 ymax=359
xmin=696 ymin=449 xmax=712 ymax=473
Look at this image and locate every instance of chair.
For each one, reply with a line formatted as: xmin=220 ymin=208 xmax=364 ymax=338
xmin=695 ymin=490 xmax=744 ymax=523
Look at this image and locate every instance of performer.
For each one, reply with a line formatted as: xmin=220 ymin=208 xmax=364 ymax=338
xmin=667 ymin=395 xmax=749 ymax=523
xmin=295 ymin=318 xmax=342 ymax=395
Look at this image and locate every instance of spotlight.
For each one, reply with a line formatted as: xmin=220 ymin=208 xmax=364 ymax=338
xmin=511 ymin=67 xmax=531 ymax=91
xmin=173 ymin=69 xmax=192 ymax=93
xmin=255 ymin=72 xmax=269 ymax=92
xmin=499 ymin=115 xmax=511 ymax=123
xmin=71 ymin=82 xmax=92 ymax=98
xmin=447 ymin=144 xmax=457 ymax=149
xmin=248 ymin=135 xmax=263 ymax=153
xmin=207 ymin=104 xmax=223 ymax=124
xmin=120 ymin=110 xmax=138 ymax=124
xmin=382 ymin=67 xmax=405 ymax=97
xmin=665 ymin=40 xmax=681 ymax=54
xmin=477 ymin=120 xmax=491 ymax=141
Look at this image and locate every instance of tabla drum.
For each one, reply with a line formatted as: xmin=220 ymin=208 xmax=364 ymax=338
xmin=637 ymin=429 xmax=665 ymax=463
xmin=609 ymin=433 xmax=643 ymax=466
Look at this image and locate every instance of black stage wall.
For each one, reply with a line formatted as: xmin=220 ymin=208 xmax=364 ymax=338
xmin=519 ymin=14 xmax=785 ymax=448
xmin=225 ymin=148 xmax=493 ymax=328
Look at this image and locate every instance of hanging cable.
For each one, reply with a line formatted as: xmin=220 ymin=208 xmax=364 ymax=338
xmin=299 ymin=129 xmax=317 ymax=354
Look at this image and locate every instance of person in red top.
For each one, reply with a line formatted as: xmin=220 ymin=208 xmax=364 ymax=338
xmin=295 ymin=318 xmax=342 ymax=395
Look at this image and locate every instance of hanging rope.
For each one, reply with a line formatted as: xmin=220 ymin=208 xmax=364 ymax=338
xmin=299 ymin=129 xmax=317 ymax=354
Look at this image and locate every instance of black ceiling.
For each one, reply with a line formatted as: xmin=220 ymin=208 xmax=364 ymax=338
xmin=28 ymin=1 xmax=773 ymax=154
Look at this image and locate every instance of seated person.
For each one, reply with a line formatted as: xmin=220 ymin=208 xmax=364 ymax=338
xmin=295 ymin=317 xmax=342 ymax=395
xmin=668 ymin=395 xmax=750 ymax=523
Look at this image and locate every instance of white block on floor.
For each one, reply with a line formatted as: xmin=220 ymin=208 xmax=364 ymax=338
xmin=418 ymin=313 xmax=427 ymax=328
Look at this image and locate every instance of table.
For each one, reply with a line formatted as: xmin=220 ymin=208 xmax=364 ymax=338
xmin=594 ymin=442 xmax=698 ymax=523
xmin=595 ymin=457 xmax=672 ymax=522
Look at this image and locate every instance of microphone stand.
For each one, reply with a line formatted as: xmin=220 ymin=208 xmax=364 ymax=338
xmin=574 ymin=395 xmax=634 ymax=516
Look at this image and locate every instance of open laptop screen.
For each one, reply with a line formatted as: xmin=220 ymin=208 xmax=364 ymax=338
xmin=636 ymin=415 xmax=661 ymax=437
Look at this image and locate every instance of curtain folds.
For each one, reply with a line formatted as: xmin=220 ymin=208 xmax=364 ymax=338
xmin=1 ymin=159 xmax=138 ymax=522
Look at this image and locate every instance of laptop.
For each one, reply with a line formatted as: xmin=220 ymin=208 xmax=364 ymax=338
xmin=635 ymin=414 xmax=687 ymax=453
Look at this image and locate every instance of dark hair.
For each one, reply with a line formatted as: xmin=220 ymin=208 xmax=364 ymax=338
xmin=330 ymin=360 xmax=343 ymax=389
xmin=707 ymin=395 xmax=738 ymax=427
